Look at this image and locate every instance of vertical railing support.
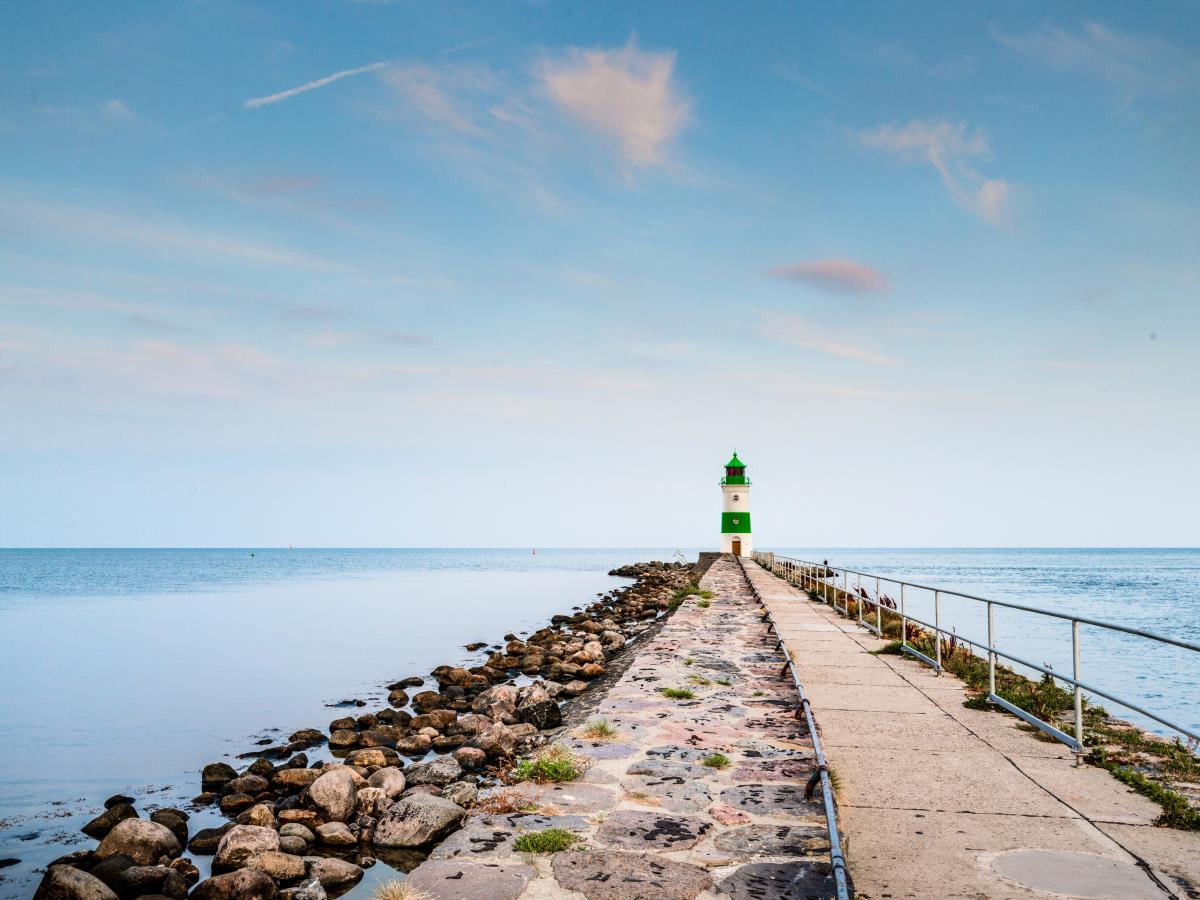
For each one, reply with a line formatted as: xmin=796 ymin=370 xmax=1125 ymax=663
xmin=875 ymin=576 xmax=882 ymax=634
xmin=900 ymin=583 xmax=907 ymax=649
xmin=1072 ymin=619 xmax=1084 ymax=763
xmin=987 ymin=601 xmax=996 ymax=699
xmin=856 ymin=574 xmax=863 ymax=626
xmin=934 ymin=590 xmax=942 ymax=674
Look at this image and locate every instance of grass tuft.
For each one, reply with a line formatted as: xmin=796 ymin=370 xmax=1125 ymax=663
xmin=373 ymin=882 xmax=432 ymax=900
xmin=696 ymin=598 xmax=711 ymax=609
xmin=659 ymin=687 xmax=696 ymax=700
xmin=580 ymin=718 xmax=618 ymax=740
xmin=512 ymin=744 xmax=587 ymax=783
xmin=687 ymin=674 xmax=712 ymax=685
xmin=714 ymin=676 xmax=733 ymax=686
xmin=701 ymin=752 xmax=731 ymax=769
xmin=513 ymin=827 xmax=579 ymax=853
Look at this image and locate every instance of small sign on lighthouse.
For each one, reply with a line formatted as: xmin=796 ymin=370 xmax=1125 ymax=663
xmin=720 ymin=452 xmax=753 ymax=557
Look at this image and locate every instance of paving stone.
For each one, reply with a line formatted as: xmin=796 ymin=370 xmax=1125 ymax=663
xmin=551 ymin=849 xmax=712 ymax=899
xmin=595 ymin=810 xmax=712 ymax=850
xmin=625 ymin=759 xmax=708 ymax=780
xmin=731 ymin=758 xmax=815 ymax=781
xmin=562 ymin=738 xmax=640 ymax=760
xmin=622 ymin=774 xmax=711 ymax=813
xmin=715 ymin=861 xmax=839 ymax=899
xmin=712 ymin=824 xmax=829 ymax=858
xmin=404 ymin=858 xmax=535 ymax=900
xmin=720 ymin=784 xmax=823 ymax=816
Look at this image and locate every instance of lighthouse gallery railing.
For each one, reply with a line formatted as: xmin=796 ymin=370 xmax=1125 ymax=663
xmin=754 ymin=552 xmax=1200 ymax=753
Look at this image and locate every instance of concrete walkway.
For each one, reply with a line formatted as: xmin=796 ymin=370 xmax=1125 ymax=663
xmin=743 ymin=560 xmax=1200 ymax=900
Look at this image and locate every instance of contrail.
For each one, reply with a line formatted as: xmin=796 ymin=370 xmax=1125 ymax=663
xmin=244 ymin=62 xmax=388 ymax=109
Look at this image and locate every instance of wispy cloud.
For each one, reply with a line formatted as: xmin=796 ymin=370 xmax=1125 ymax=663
xmin=858 ymin=119 xmax=1012 ymax=225
xmin=759 ymin=312 xmax=898 ymax=365
xmin=5 ymin=196 xmax=350 ymax=271
xmin=772 ymin=63 xmax=833 ymax=98
xmin=870 ymin=41 xmax=977 ymax=80
xmin=540 ymin=39 xmax=691 ymax=167
xmin=377 ymin=63 xmax=494 ymax=134
xmin=245 ymin=62 xmax=389 ymax=109
xmin=100 ymin=99 xmax=139 ymax=123
xmin=991 ymin=21 xmax=1200 ymax=101
xmin=768 ymin=259 xmax=888 ymax=295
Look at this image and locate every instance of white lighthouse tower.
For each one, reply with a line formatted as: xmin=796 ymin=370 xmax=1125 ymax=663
xmin=720 ymin=452 xmax=752 ymax=557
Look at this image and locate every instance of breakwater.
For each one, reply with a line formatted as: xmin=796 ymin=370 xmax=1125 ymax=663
xmin=26 ymin=561 xmax=706 ymax=899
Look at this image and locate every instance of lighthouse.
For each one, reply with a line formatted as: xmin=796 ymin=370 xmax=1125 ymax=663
xmin=720 ymin=452 xmax=753 ymax=557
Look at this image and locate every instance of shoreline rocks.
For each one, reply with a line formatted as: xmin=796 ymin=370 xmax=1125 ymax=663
xmin=41 ymin=559 xmax=699 ymax=900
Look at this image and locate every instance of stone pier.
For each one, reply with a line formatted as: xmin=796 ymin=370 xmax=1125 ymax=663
xmin=742 ymin=560 xmax=1200 ymax=900
xmin=400 ymin=556 xmax=842 ymax=898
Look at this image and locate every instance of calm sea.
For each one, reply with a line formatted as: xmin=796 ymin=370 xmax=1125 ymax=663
xmin=0 ymin=547 xmax=1196 ymax=897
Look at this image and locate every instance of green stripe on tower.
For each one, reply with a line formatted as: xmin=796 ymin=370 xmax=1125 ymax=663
xmin=721 ymin=512 xmax=752 ymax=533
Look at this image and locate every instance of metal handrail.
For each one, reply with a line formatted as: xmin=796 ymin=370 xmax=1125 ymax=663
xmin=755 ymin=552 xmax=1200 ymax=752
xmin=736 ymin=556 xmax=851 ymax=900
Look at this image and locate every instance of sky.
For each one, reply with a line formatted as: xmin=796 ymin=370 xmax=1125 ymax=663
xmin=1 ymin=1 xmax=1198 ymax=548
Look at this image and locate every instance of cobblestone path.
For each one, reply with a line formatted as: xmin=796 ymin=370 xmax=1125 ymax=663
xmin=401 ymin=556 xmax=840 ymax=899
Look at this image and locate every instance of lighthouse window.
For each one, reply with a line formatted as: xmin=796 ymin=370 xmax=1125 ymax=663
xmin=732 ymin=518 xmax=740 ymax=525
xmin=732 ymin=495 xmax=739 ymax=501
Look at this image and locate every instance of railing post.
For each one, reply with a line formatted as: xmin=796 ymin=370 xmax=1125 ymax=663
xmin=934 ymin=590 xmax=942 ymax=674
xmin=875 ymin=576 xmax=882 ymax=634
xmin=1072 ymin=619 xmax=1084 ymax=763
xmin=987 ymin=601 xmax=996 ymax=699
xmin=900 ymin=583 xmax=907 ymax=648
xmin=857 ymin=574 xmax=863 ymax=626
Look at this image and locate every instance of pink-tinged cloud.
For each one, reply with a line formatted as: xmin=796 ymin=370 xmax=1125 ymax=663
xmin=768 ymin=259 xmax=888 ymax=294
xmin=540 ymin=40 xmax=691 ymax=167
xmin=759 ymin=312 xmax=898 ymax=365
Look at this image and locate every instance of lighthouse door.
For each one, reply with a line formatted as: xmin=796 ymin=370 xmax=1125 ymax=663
xmin=731 ymin=538 xmax=742 ymax=556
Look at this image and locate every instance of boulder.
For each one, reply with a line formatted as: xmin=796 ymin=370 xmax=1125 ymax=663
xmin=278 ymin=836 xmax=307 ymax=855
xmin=224 ymin=774 xmax=269 ymax=796
xmin=168 ymin=857 xmax=200 ymax=887
xmin=109 ymin=864 xmax=189 ymax=899
xmin=239 ymin=803 xmax=276 ymax=829
xmin=81 ymin=803 xmax=138 ymax=839
xmin=405 ymin=757 xmax=463 ymax=788
xmin=288 ymin=729 xmax=325 ymax=748
xmin=187 ymin=825 xmax=232 ymax=855
xmin=308 ymin=768 xmax=358 ymax=823
xmin=452 ymin=747 xmax=488 ymax=770
xmin=96 ymin=819 xmax=181 ymax=866
xmin=344 ymin=748 xmax=396 ymax=768
xmin=273 ymin=768 xmax=321 ymax=791
xmin=279 ymin=879 xmax=327 ymax=900
xmin=302 ymin=857 xmax=363 ymax=891
xmin=201 ymin=763 xmax=238 ymax=792
xmin=328 ymin=729 xmax=358 ymax=749
xmin=516 ymin=698 xmax=562 ymax=730
xmin=314 ymin=822 xmax=356 ymax=846
xmin=410 ymin=691 xmax=445 ymax=713
xmin=395 ymin=734 xmax=432 ymax=756
xmin=467 ymin=723 xmax=517 ymax=758
xmin=213 ymin=825 xmax=279 ymax=872
xmin=441 ymin=781 xmax=478 ymax=808
xmin=373 ymin=794 xmax=466 ymax=848
xmin=278 ymin=823 xmax=314 ymax=843
xmin=244 ymin=850 xmax=307 ymax=882
xmin=33 ymin=866 xmax=118 ymax=900
xmin=470 ymin=685 xmax=519 ymax=723
xmin=276 ymin=810 xmax=322 ymax=830
xmin=219 ymin=793 xmax=255 ymax=816
xmin=366 ymin=767 xmax=406 ymax=799
xmin=356 ymin=730 xmax=396 ymax=749
xmin=191 ymin=869 xmax=277 ymax=900
xmin=579 ymin=663 xmax=605 ymax=679
xmin=149 ymin=810 xmax=189 ymax=849
xmin=355 ymin=787 xmax=390 ymax=818
xmin=386 ymin=689 xmax=409 ymax=707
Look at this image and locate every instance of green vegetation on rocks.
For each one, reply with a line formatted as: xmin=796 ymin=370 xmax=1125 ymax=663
xmin=513 ymin=828 xmax=579 ymax=853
